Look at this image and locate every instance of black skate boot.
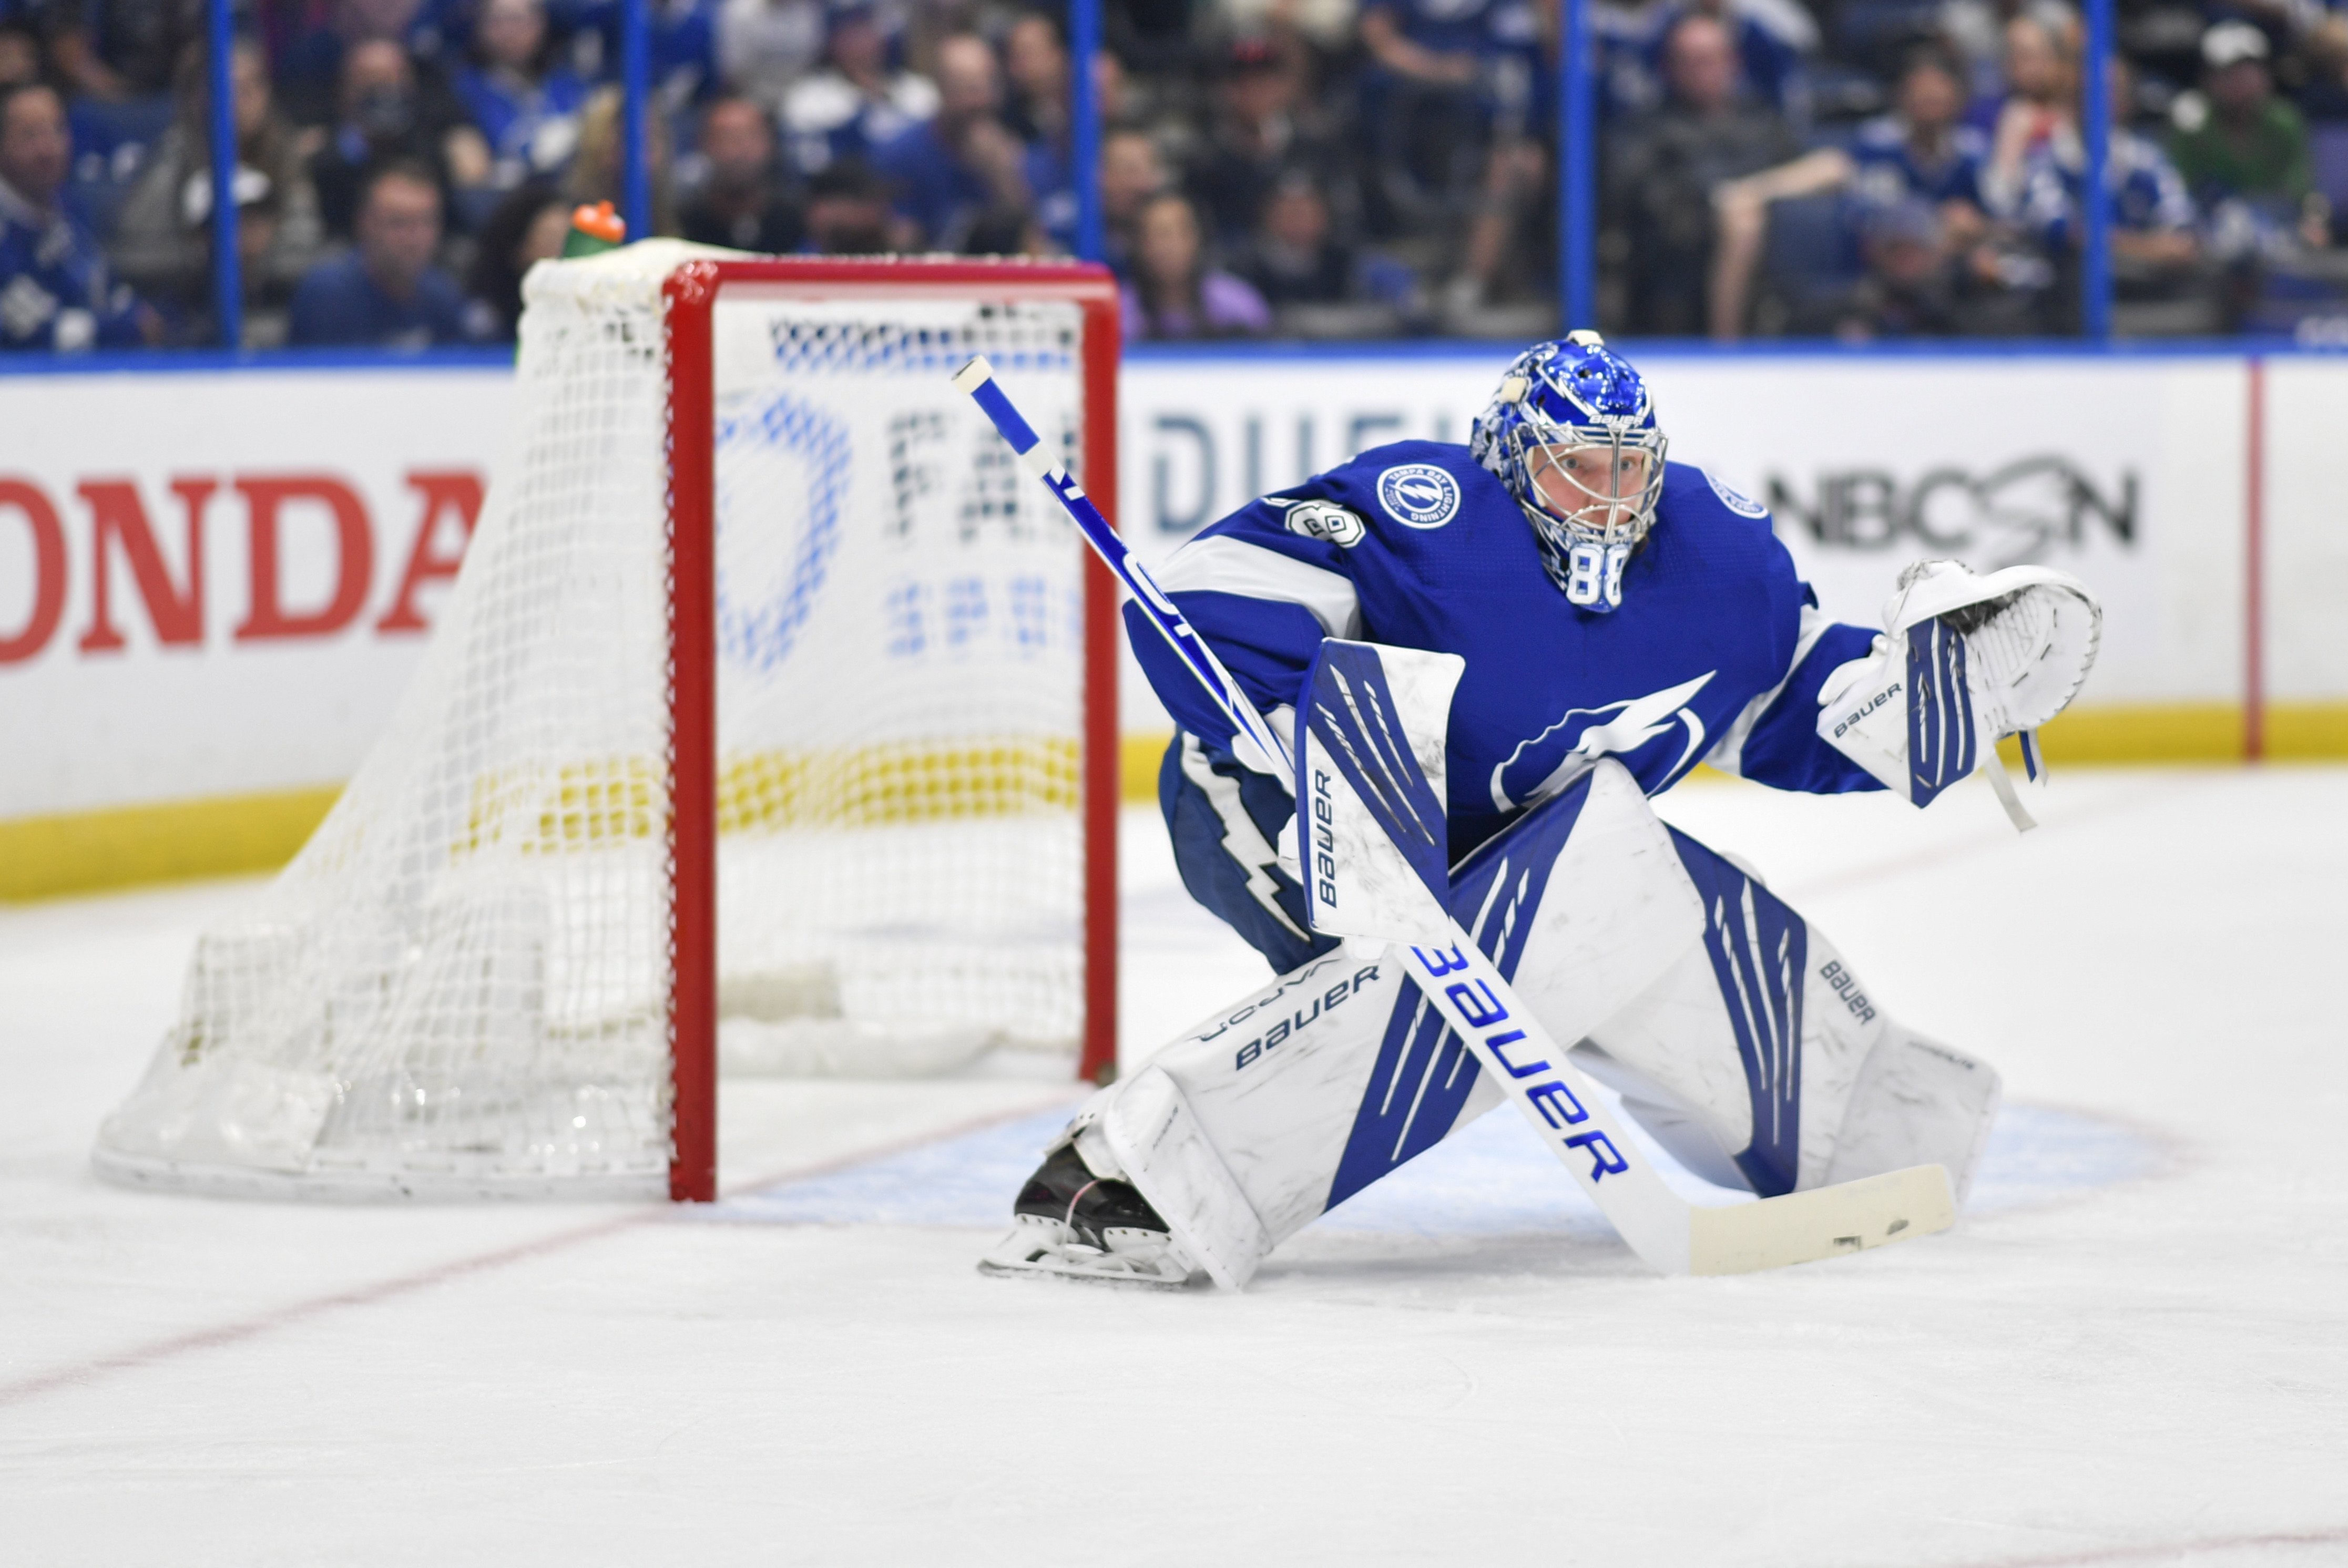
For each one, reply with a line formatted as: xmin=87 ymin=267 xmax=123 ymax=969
xmin=978 ymin=1144 xmax=1196 ymax=1286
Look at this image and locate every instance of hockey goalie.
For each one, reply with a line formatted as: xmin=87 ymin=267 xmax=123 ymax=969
xmin=977 ymin=333 xmax=2103 ymax=1287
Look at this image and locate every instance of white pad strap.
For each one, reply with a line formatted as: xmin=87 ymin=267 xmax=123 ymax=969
xmin=1983 ymin=748 xmax=2037 ymax=833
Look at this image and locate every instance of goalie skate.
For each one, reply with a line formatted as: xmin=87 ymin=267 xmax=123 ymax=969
xmin=977 ymin=1147 xmax=1200 ymax=1288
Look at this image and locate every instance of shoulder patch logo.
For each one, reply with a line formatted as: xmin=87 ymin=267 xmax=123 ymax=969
xmin=1375 ymin=464 xmax=1461 ymax=529
xmin=1277 ymin=497 xmax=1368 ymax=548
xmin=1706 ymin=469 xmax=1769 ymax=519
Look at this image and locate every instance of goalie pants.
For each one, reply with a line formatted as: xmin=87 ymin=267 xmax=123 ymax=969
xmin=1121 ymin=757 xmax=2000 ymax=1251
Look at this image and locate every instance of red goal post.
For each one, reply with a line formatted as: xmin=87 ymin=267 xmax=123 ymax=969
xmin=662 ymin=257 xmax=1125 ymax=1202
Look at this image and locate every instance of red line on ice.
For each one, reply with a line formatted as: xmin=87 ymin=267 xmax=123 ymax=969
xmin=0 ymin=1092 xmax=1081 ymax=1411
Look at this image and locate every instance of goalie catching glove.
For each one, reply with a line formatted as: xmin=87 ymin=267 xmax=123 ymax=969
xmin=1816 ymin=560 xmax=2101 ymax=826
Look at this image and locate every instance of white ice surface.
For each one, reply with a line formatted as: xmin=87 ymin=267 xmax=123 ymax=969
xmin=2 ymin=769 xmax=2344 ymax=1566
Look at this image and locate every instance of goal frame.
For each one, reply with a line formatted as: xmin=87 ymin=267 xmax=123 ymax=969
xmin=662 ymin=257 xmax=1124 ymax=1202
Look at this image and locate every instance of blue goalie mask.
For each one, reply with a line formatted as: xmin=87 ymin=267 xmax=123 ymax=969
xmin=1471 ymin=331 xmax=1668 ymax=613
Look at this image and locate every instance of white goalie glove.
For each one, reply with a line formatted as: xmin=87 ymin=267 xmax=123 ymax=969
xmin=1816 ymin=560 xmax=2102 ymax=830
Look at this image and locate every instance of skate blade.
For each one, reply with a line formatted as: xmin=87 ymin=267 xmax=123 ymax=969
xmin=976 ymin=1218 xmax=1197 ymax=1289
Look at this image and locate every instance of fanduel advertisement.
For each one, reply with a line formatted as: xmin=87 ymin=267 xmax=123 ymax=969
xmin=2 ymin=350 xmax=2342 ymax=831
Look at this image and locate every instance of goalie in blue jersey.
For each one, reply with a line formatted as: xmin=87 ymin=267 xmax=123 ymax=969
xmin=984 ymin=333 xmax=2104 ymax=1287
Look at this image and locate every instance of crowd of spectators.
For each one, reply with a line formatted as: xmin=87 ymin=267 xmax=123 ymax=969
xmin=5 ymin=0 xmax=2348 ymax=351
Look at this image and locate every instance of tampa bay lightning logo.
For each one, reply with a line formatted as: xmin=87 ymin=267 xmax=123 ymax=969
xmin=715 ymin=391 xmax=852 ymax=672
xmin=1489 ymin=672 xmax=1717 ymax=809
xmin=1375 ymin=464 xmax=1461 ymax=529
xmin=1706 ymin=469 xmax=1768 ymax=519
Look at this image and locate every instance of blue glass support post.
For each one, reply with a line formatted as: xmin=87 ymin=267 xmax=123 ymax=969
xmin=1559 ymin=0 xmax=1595 ymax=329
xmin=1071 ymin=0 xmax=1104 ymax=262
xmin=622 ymin=0 xmax=651 ymax=240
xmin=2081 ymin=0 xmax=2114 ymax=339
xmin=207 ymin=0 xmax=241 ymax=349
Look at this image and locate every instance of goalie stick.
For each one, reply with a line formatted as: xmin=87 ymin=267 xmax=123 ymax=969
xmin=953 ymin=355 xmax=1954 ymax=1276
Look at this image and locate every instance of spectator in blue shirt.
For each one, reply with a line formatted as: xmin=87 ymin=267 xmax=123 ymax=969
xmin=454 ymin=0 xmax=591 ymax=190
xmin=1707 ymin=47 xmax=1994 ymax=336
xmin=0 ymin=81 xmax=150 ymax=350
xmin=780 ymin=2 xmax=936 ymax=178
xmin=871 ymin=32 xmax=1042 ymax=252
xmin=2019 ymin=60 xmax=2201 ymax=276
xmin=288 ymin=159 xmax=495 ymax=347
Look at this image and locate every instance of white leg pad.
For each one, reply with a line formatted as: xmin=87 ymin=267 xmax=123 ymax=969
xmin=1822 ymin=1027 xmax=2003 ymax=1206
xmin=1099 ymin=1067 xmax=1271 ymax=1291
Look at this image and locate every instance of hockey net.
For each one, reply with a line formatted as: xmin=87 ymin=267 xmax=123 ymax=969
xmin=94 ymin=245 xmax=1122 ymax=1201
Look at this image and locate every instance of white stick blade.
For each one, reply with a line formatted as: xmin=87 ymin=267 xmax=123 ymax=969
xmin=1687 ymin=1163 xmax=1955 ymax=1276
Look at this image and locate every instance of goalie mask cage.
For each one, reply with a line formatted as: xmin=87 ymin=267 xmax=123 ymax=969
xmin=93 ymin=245 xmax=1122 ymax=1203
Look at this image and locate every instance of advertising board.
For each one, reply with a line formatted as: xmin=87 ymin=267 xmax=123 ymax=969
xmin=3 ymin=349 xmax=2341 ymax=898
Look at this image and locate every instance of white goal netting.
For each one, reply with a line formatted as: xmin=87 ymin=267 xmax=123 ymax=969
xmin=94 ymin=244 xmax=1095 ymax=1198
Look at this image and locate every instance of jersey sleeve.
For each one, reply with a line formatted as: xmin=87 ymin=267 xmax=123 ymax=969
xmin=1704 ymin=590 xmax=1886 ymax=794
xmin=1122 ymin=483 xmax=1364 ymax=762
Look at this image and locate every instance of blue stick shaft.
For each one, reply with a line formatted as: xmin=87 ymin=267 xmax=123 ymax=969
xmin=954 ymin=357 xmax=1294 ymax=785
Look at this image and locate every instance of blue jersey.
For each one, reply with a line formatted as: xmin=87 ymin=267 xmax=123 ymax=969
xmin=1130 ymin=442 xmax=1882 ymax=862
xmin=1847 ymin=116 xmax=1988 ymax=211
xmin=0 ymin=179 xmax=145 ymax=353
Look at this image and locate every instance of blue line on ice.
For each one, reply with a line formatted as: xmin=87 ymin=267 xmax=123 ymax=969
xmin=701 ymin=1101 xmax=2165 ymax=1234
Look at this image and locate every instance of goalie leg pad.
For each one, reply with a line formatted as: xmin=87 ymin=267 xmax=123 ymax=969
xmin=1822 ymin=1027 xmax=2002 ymax=1206
xmin=1019 ymin=762 xmax=1701 ymax=1275
xmin=1575 ymin=827 xmax=2002 ymax=1202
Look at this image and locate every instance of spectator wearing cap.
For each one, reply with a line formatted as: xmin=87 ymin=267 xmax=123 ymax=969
xmin=1188 ymin=36 xmax=1350 ymax=248
xmin=288 ymin=159 xmax=496 ymax=346
xmin=780 ymin=3 xmax=938 ymax=178
xmin=871 ymin=32 xmax=1044 ymax=252
xmin=1833 ymin=198 xmax=1962 ymax=339
xmin=0 ymin=80 xmax=152 ymax=349
xmin=680 ymin=95 xmax=803 ymax=251
xmin=109 ymin=38 xmax=325 ymax=345
xmin=1121 ymin=189 xmax=1271 ymax=339
xmin=454 ymin=0 xmax=591 ymax=191
xmin=2170 ymin=19 xmax=2326 ymax=248
xmin=1604 ymin=11 xmax=1802 ymax=335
